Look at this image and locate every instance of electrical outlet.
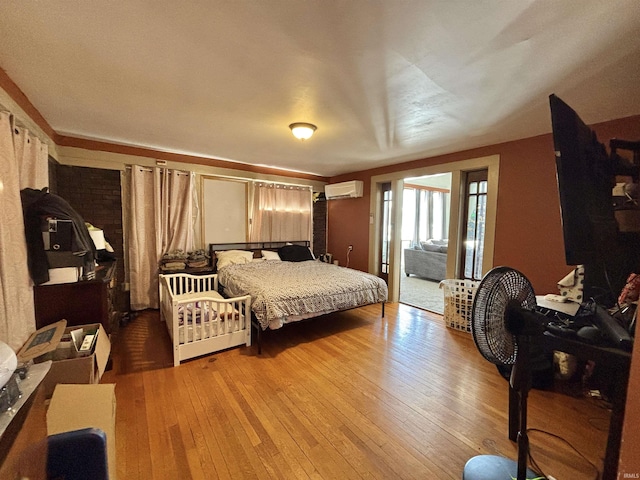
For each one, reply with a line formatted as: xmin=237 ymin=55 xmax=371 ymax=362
xmin=348 ymin=245 xmax=353 ymax=251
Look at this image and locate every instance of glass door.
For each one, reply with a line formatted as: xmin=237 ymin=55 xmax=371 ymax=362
xmin=379 ymin=182 xmax=392 ymax=283
xmin=459 ymin=170 xmax=487 ymax=280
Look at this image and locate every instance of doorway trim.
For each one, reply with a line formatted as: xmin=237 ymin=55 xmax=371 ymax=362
xmin=369 ymin=154 xmax=500 ymax=303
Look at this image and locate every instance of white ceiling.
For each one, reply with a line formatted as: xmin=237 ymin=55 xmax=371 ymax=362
xmin=406 ymin=173 xmax=452 ymax=190
xmin=1 ymin=1 xmax=639 ymax=178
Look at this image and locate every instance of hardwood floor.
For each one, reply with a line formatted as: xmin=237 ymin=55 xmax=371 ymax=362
xmin=102 ymin=303 xmax=609 ymax=479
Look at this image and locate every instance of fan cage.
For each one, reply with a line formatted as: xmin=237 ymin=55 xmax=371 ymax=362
xmin=471 ymin=267 xmax=537 ymax=366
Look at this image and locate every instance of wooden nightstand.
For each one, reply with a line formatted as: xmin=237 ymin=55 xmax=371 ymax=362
xmin=34 ymin=262 xmax=118 ymax=334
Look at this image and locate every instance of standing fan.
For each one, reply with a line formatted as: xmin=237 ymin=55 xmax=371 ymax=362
xmin=463 ymin=267 xmax=547 ymax=480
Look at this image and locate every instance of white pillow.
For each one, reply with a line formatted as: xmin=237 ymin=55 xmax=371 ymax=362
xmin=215 ymin=249 xmax=254 ymax=260
xmin=215 ymin=250 xmax=254 ymax=269
xmin=429 ymin=239 xmax=448 ymax=246
xmin=261 ymin=250 xmax=281 ymax=261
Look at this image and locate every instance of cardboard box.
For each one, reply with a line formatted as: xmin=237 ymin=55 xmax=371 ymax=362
xmin=47 ymin=384 xmax=116 ymax=479
xmin=17 ymin=320 xmax=111 ymax=398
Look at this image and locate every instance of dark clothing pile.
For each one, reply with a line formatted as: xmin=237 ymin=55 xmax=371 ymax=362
xmin=20 ymin=188 xmax=96 ymax=285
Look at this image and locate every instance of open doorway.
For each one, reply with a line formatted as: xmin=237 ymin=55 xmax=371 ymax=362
xmin=399 ymin=173 xmax=451 ymax=314
xmin=368 ymin=154 xmax=498 ymax=308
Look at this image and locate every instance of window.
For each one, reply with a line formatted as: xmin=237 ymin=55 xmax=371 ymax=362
xmin=250 ymin=182 xmax=312 ymax=242
xmin=402 ymin=188 xmax=416 ymax=250
xmin=403 ymin=185 xmax=450 ymax=247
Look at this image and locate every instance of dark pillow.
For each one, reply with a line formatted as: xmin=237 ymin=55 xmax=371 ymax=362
xmin=278 ymin=244 xmax=314 ymax=262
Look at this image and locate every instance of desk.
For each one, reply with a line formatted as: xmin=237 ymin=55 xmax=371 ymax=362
xmin=0 ymin=362 xmax=51 ymax=478
xmin=509 ymin=332 xmax=631 ymax=480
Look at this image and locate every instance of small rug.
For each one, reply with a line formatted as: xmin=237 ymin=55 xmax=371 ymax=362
xmin=399 ymin=275 xmax=444 ymax=314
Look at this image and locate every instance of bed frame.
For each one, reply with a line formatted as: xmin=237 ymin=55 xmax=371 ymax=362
xmin=159 ymin=273 xmax=251 ymax=366
xmin=209 ymin=241 xmax=386 ymax=354
xmin=251 ymin=302 xmax=385 ymax=354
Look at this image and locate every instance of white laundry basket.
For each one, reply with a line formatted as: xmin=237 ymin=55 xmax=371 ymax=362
xmin=439 ymin=279 xmax=480 ymax=333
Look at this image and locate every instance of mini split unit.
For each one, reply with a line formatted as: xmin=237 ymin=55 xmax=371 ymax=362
xmin=324 ymin=180 xmax=363 ymax=199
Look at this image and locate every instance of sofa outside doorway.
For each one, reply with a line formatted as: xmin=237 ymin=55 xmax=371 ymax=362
xmin=404 ymin=239 xmax=448 ymax=282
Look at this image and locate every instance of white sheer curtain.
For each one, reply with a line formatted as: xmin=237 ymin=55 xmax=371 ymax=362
xmin=125 ymin=166 xmax=195 ymax=310
xmin=0 ymin=111 xmax=49 ymax=349
xmin=250 ymin=183 xmax=312 ymax=242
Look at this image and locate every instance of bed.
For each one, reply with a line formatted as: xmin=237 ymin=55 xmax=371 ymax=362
xmin=159 ymin=273 xmax=251 ymax=366
xmin=211 ymin=242 xmax=388 ymax=353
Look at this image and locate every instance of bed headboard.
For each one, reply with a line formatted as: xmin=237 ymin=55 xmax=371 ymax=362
xmin=209 ymin=241 xmax=310 ymax=269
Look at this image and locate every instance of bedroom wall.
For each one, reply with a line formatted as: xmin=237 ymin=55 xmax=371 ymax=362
xmin=327 ymin=114 xmax=640 ymax=295
xmin=56 ymin=144 xmax=328 ymax=188
xmin=56 ymin=146 xmax=327 ymax=257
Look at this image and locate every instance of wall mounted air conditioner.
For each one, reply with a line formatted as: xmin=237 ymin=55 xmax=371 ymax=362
xmin=324 ymin=180 xmax=364 ymax=199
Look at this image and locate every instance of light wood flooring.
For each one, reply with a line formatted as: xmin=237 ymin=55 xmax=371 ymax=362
xmin=102 ymin=303 xmax=610 ymax=479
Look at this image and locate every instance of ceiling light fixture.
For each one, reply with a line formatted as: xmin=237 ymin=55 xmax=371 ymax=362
xmin=289 ymin=122 xmax=317 ymax=141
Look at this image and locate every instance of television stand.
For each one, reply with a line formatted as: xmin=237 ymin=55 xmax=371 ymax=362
xmin=508 ymin=330 xmax=631 ymax=480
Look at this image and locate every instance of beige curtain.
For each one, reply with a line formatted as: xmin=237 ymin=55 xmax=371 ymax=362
xmin=126 ymin=166 xmax=194 ymax=310
xmin=0 ymin=111 xmax=49 ymax=350
xmin=155 ymin=168 xmax=194 ymax=256
xmin=250 ymin=183 xmax=312 ymax=242
xmin=15 ymin=124 xmax=49 ymax=189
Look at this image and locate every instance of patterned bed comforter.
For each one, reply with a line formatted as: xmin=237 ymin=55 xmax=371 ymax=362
xmin=217 ymin=260 xmax=388 ymax=330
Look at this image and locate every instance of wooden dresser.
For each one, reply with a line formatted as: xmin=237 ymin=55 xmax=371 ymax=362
xmin=34 ymin=262 xmax=118 ymax=334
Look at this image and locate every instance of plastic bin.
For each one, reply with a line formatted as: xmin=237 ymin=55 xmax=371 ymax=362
xmin=439 ymin=279 xmax=480 ymax=332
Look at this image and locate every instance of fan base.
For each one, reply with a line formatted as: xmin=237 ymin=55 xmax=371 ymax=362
xmin=462 ymin=455 xmax=539 ymax=480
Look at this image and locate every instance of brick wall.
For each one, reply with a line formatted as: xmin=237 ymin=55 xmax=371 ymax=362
xmin=55 ymin=165 xmax=125 ymax=291
xmin=312 ymin=194 xmax=327 ymax=257
xmin=47 ymin=156 xmax=58 ymax=194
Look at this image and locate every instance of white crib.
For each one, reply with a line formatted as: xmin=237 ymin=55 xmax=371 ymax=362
xmin=159 ymin=273 xmax=251 ymax=366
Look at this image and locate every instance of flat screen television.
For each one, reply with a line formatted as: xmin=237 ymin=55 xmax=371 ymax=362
xmin=549 ymin=94 xmax=640 ymax=307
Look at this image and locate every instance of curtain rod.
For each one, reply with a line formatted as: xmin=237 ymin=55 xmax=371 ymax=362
xmin=0 ymin=102 xmax=52 ymax=146
xmin=124 ymin=165 xmax=190 ymax=175
xmin=130 ymin=167 xmax=313 ymax=189
xmin=202 ymin=174 xmax=315 ymax=190
xmin=254 ymin=181 xmax=312 ymax=190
